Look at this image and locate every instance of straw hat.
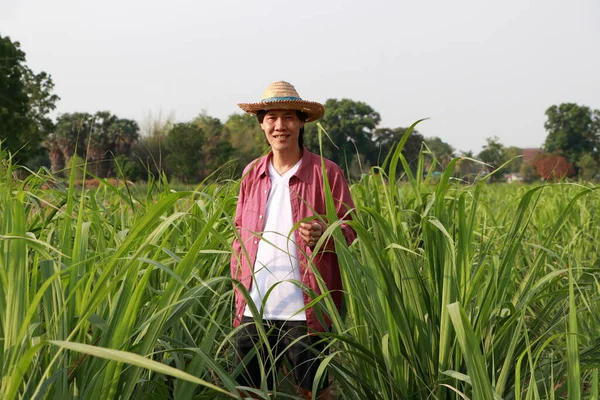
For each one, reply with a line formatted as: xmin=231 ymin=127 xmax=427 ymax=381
xmin=238 ymin=81 xmax=325 ymax=122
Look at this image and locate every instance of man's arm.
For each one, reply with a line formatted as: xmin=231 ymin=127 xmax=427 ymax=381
xmin=301 ymin=165 xmax=356 ymax=251
xmin=329 ymin=168 xmax=357 ymax=247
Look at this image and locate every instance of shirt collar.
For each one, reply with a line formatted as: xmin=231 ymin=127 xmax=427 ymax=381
xmin=295 ymin=149 xmax=313 ymax=183
xmin=256 ymin=153 xmax=271 ymax=179
xmin=256 ymin=149 xmax=314 ymax=183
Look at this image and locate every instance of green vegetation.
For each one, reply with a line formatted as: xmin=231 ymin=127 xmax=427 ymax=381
xmin=544 ymin=104 xmax=600 ymax=172
xmin=0 ymin=34 xmax=59 ymax=168
xmin=1 ymin=124 xmax=599 ymax=399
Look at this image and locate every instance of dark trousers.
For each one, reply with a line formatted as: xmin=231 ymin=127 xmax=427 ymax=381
xmin=234 ymin=317 xmax=329 ymax=391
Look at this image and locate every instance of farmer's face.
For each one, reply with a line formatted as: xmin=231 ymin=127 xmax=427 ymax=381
xmin=260 ymin=109 xmax=303 ymax=153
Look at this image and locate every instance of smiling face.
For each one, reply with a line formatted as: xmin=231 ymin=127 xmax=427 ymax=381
xmin=260 ymin=109 xmax=304 ymax=154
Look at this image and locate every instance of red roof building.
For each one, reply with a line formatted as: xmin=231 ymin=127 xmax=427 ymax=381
xmin=522 ymin=148 xmax=543 ymax=165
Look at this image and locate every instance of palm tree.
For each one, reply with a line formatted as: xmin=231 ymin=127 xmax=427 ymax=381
xmin=46 ymin=136 xmax=65 ymax=173
xmin=86 ymin=112 xmax=117 ymax=177
xmin=86 ymin=112 xmax=140 ymax=178
xmin=113 ymin=119 xmax=140 ymax=155
xmin=50 ymin=113 xmax=92 ymax=175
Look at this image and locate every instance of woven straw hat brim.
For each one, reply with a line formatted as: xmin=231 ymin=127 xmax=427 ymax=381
xmin=238 ymin=100 xmax=325 ymax=122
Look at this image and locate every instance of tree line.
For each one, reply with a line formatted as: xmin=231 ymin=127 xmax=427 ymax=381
xmin=2 ymin=33 xmax=599 ymax=183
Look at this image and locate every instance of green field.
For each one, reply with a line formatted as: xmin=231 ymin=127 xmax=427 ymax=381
xmin=1 ymin=145 xmax=599 ymax=399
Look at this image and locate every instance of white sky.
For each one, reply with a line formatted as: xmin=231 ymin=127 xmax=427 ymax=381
xmin=2 ymin=0 xmax=599 ymax=154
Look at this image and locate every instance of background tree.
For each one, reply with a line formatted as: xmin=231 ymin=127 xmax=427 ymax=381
xmin=112 ymin=118 xmax=140 ymax=155
xmin=534 ymin=154 xmax=575 ymax=181
xmin=455 ymin=150 xmax=485 ymax=183
xmin=193 ymin=113 xmax=234 ymax=179
xmin=304 ymin=98 xmax=381 ymax=177
xmin=576 ymin=152 xmax=600 ymax=181
xmin=23 ymin=69 xmax=60 ymax=169
xmin=165 ymin=122 xmax=206 ymax=182
xmin=86 ymin=111 xmax=139 ymax=177
xmin=519 ymin=161 xmax=540 ymax=183
xmin=1 ymin=35 xmax=32 ymax=158
xmin=131 ymin=111 xmax=174 ymax=179
xmin=0 ymin=34 xmax=59 ymax=166
xmin=223 ymin=113 xmax=266 ymax=175
xmin=113 ymin=154 xmax=145 ymax=182
xmin=49 ymin=112 xmax=93 ymax=173
xmin=50 ymin=111 xmax=139 ymax=178
xmin=504 ymin=146 xmax=523 ymax=173
xmin=372 ymin=127 xmax=425 ymax=175
xmin=544 ymin=103 xmax=600 ymax=170
xmin=477 ymin=136 xmax=508 ymax=181
xmin=87 ymin=111 xmax=118 ymax=177
xmin=423 ymin=136 xmax=455 ymax=172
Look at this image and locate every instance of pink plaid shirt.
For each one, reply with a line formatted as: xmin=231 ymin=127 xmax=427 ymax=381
xmin=231 ymin=149 xmax=356 ymax=331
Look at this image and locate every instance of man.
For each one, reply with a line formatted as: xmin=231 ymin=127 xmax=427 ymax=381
xmin=231 ymin=81 xmax=356 ymax=399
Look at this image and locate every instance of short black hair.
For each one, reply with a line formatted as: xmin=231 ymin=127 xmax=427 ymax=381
xmin=256 ymin=110 xmax=306 ymax=148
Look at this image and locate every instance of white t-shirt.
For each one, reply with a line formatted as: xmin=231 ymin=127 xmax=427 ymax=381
xmin=243 ymin=159 xmax=307 ymax=321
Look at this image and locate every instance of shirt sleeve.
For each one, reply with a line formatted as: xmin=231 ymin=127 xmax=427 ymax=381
xmin=230 ymin=178 xmax=245 ymax=282
xmin=314 ymin=165 xmax=356 ymax=252
xmin=330 ymin=167 xmax=357 ymax=247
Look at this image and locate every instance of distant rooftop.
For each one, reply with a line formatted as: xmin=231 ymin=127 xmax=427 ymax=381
xmin=522 ymin=148 xmax=543 ymax=164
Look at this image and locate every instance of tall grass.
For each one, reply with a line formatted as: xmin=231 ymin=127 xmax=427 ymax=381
xmin=0 ymin=153 xmax=240 ymax=399
xmin=0 ymin=128 xmax=599 ymax=399
xmin=318 ymin=124 xmax=600 ymax=399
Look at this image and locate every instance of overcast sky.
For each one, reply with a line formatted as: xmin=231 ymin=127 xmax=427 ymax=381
xmin=2 ymin=0 xmax=599 ymax=154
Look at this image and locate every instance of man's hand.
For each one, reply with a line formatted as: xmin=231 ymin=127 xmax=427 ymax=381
xmin=299 ymin=221 xmax=323 ymax=248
